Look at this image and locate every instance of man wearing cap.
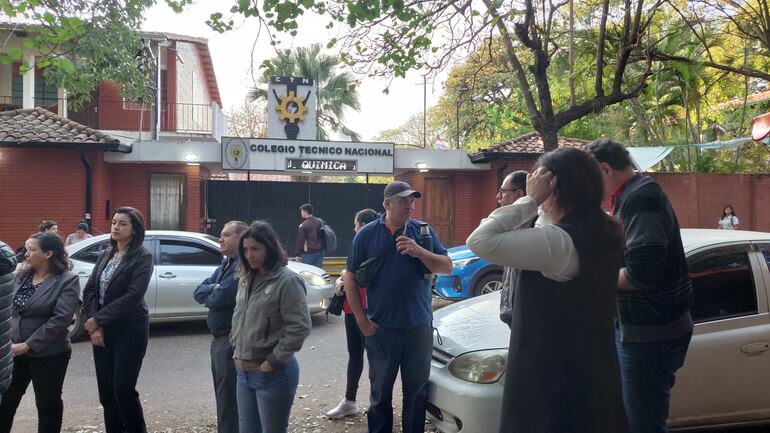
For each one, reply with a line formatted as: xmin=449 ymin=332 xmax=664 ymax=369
xmin=344 ymin=181 xmax=452 ymax=433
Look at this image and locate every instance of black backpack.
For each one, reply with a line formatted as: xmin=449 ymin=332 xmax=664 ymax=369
xmin=319 ymin=222 xmax=337 ymax=254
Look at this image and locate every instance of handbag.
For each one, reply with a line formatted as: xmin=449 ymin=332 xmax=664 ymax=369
xmin=326 ymin=293 xmax=345 ymax=316
xmin=355 ymin=238 xmax=396 ymax=288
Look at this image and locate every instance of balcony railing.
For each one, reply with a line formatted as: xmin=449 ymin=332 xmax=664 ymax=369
xmin=0 ymin=96 xmax=22 ymax=112
xmin=160 ymin=102 xmax=213 ymax=133
xmin=0 ymin=96 xmax=65 ymax=114
xmin=84 ymin=100 xmax=215 ymax=134
xmin=2 ymin=96 xmax=221 ymax=136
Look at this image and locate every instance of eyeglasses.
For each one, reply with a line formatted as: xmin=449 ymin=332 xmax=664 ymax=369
xmin=497 ymin=188 xmax=523 ymax=195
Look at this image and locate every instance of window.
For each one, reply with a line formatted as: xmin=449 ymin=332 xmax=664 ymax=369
xmin=71 ymin=239 xmax=155 ymax=264
xmin=11 ymin=74 xmax=58 ymax=107
xmin=72 ymin=242 xmax=108 ymax=264
xmin=159 ymin=239 xmax=221 ymax=266
xmin=150 ymin=174 xmax=185 ymax=230
xmin=688 ymin=248 xmax=758 ymax=323
xmin=764 ymin=250 xmax=770 ymax=273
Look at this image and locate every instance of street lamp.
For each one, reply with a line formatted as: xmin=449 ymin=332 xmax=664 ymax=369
xmin=455 ymin=95 xmax=482 ymax=149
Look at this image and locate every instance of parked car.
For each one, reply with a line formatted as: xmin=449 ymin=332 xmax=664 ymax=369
xmin=66 ymin=230 xmax=334 ymax=340
xmin=433 ymin=245 xmax=503 ymax=299
xmin=427 ymin=229 xmax=770 ymax=432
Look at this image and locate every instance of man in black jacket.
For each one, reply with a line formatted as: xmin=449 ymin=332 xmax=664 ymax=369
xmin=585 ymin=139 xmax=694 ymax=433
xmin=0 ymin=241 xmax=15 ymax=403
xmin=194 ymin=221 xmax=248 ymax=433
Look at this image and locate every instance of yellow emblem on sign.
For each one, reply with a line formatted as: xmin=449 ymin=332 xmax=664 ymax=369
xmin=276 ymin=90 xmax=309 ymax=123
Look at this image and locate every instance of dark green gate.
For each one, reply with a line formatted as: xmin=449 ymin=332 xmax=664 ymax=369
xmin=206 ymin=181 xmax=386 ymax=258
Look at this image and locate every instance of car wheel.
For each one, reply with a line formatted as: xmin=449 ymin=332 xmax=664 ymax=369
xmin=68 ymin=304 xmax=87 ymax=342
xmin=472 ymin=273 xmax=503 ymax=297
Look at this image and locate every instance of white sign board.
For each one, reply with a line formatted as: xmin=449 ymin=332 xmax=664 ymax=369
xmin=222 ymin=137 xmax=395 ymax=174
xmin=267 ymin=76 xmax=318 ymax=140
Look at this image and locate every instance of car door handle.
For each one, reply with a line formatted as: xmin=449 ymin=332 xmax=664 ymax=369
xmin=77 ymin=271 xmax=89 ymax=276
xmin=741 ymin=342 xmax=770 ymax=356
xmin=158 ymin=272 xmax=177 ymax=279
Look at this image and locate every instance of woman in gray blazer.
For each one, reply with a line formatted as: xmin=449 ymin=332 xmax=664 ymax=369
xmin=0 ymin=232 xmax=79 ymax=433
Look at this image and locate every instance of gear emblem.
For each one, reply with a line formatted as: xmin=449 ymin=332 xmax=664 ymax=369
xmin=276 ymin=90 xmax=309 ymax=123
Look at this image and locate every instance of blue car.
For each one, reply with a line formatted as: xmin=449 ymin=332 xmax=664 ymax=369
xmin=433 ymin=245 xmax=503 ymax=300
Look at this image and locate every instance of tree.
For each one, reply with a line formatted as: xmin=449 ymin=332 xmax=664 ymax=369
xmin=375 ymin=108 xmax=447 ymax=147
xmin=200 ymin=0 xmax=676 ymax=150
xmin=1 ymin=0 xmax=160 ymax=107
xmin=247 ymin=44 xmax=362 ymax=141
xmin=226 ymin=99 xmax=268 ymax=138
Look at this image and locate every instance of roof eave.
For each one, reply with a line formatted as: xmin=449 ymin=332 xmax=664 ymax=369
xmin=0 ymin=140 xmax=130 ymax=152
xmin=470 ymin=151 xmax=542 ymax=163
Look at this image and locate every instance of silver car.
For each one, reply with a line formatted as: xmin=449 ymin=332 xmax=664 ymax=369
xmin=66 ymin=230 xmax=334 ymax=340
xmin=427 ymin=229 xmax=770 ymax=432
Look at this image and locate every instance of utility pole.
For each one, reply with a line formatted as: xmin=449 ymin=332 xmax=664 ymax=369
xmin=423 ymin=76 xmax=427 ymax=148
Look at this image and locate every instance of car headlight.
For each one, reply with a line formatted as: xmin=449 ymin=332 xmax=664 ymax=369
xmin=449 ymin=349 xmax=508 ymax=383
xmin=452 ymin=257 xmax=479 ymax=268
xmin=299 ymin=270 xmax=326 ymax=287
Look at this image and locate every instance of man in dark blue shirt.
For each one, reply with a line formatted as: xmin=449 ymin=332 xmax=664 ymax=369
xmin=194 ymin=221 xmax=248 ymax=433
xmin=343 ymin=181 xmax=452 ymax=433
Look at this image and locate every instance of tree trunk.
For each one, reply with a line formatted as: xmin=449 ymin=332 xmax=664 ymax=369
xmin=569 ymin=0 xmax=576 ymax=105
xmin=541 ymin=128 xmax=559 ymax=151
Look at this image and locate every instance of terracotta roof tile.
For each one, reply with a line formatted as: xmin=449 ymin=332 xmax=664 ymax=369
xmin=475 ymin=132 xmax=590 ymax=154
xmin=0 ymin=108 xmax=120 ymax=145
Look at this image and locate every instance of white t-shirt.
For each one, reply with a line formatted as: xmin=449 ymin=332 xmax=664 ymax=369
xmin=718 ymin=215 xmax=739 ymax=230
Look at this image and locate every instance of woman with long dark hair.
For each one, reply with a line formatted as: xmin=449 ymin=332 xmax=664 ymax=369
xmin=326 ymin=208 xmax=380 ymax=419
xmin=718 ymin=205 xmax=739 ymax=230
xmin=0 ymin=232 xmax=79 ymax=433
xmin=82 ymin=207 xmax=153 ymax=433
xmin=231 ymin=221 xmax=312 ymax=433
xmin=467 ymin=147 xmax=628 ymax=433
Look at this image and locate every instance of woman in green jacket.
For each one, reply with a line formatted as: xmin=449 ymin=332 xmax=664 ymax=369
xmin=231 ymin=220 xmax=312 ymax=433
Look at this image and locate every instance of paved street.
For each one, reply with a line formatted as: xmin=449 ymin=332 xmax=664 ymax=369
xmin=13 ymin=314 xmax=387 ymax=433
xmin=11 ymin=309 xmax=770 ymax=433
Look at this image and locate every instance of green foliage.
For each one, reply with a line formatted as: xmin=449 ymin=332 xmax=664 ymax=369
xmin=1 ymin=0 xmax=156 ymax=108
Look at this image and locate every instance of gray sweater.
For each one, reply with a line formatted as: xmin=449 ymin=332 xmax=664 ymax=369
xmin=231 ymin=266 xmax=311 ymax=368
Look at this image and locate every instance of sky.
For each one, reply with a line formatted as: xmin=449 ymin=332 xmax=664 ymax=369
xmin=141 ymin=1 xmax=449 ymax=141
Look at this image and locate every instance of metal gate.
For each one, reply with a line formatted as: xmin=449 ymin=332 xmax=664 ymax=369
xmin=206 ymin=181 xmax=386 ymax=258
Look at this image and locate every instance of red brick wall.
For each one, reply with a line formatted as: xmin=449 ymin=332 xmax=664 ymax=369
xmin=0 ymin=148 xmax=205 ymax=249
xmin=404 ymin=157 xmax=770 ymax=248
xmin=98 ymin=81 xmax=152 ymax=131
xmin=652 ymin=173 xmax=770 ymax=232
xmin=108 ymin=163 xmax=203 ymax=232
xmin=0 ymin=148 xmax=87 ymax=249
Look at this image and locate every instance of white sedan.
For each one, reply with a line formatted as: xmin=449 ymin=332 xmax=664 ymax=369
xmin=427 ymin=229 xmax=770 ymax=432
xmin=66 ymin=230 xmax=335 ymax=340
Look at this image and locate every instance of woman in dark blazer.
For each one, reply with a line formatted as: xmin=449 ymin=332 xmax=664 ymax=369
xmin=0 ymin=232 xmax=79 ymax=433
xmin=82 ymin=207 xmax=153 ymax=433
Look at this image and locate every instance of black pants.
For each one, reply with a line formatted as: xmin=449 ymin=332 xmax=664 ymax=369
xmin=0 ymin=349 xmax=71 ymax=433
xmin=344 ymin=312 xmax=366 ymax=401
xmin=93 ymin=319 xmax=149 ymax=433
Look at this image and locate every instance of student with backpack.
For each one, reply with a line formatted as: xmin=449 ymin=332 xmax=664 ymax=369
xmin=294 ymin=203 xmax=331 ymax=268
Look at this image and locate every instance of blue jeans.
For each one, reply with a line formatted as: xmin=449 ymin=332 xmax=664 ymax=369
xmin=301 ymin=251 xmax=324 ymax=269
xmin=615 ymin=327 xmax=692 ymax=433
xmin=236 ymin=356 xmax=299 ymax=433
xmin=365 ymin=325 xmax=432 ymax=433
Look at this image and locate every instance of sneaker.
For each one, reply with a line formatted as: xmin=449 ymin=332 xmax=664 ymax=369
xmin=326 ymin=398 xmax=359 ymax=419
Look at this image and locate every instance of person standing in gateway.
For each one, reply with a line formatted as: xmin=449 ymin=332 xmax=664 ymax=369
xmin=294 ymin=204 xmax=325 ymax=269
